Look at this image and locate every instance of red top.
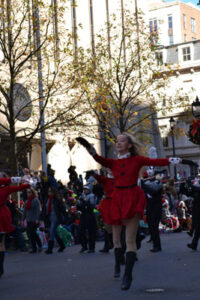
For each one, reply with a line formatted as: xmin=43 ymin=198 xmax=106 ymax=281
xmin=0 ymin=183 xmax=30 ymax=206
xmin=93 ymin=155 xmax=169 ymax=187
xmin=95 ymin=174 xmax=114 ymax=198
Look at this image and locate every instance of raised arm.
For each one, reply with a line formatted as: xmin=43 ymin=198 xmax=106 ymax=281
xmin=137 ymin=156 xmax=170 ymax=167
xmin=0 ymin=177 xmax=26 ymax=186
xmin=7 ymin=184 xmax=30 ymax=194
xmin=138 ymin=156 xmax=198 ymax=169
xmin=93 ymin=154 xmax=113 ymax=169
xmin=76 ymin=137 xmax=113 ymax=168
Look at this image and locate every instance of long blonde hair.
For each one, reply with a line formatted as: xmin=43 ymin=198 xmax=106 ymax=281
xmin=122 ymin=132 xmax=144 ymax=156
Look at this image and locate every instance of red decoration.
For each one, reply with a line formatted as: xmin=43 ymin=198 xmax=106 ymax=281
xmin=188 ymin=118 xmax=200 ymax=145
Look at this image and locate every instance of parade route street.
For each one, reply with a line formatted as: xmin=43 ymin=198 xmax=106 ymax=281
xmin=1 ymin=232 xmax=200 ymax=300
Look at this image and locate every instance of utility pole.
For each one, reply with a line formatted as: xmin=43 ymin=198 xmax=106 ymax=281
xmin=32 ymin=0 xmax=47 ymax=173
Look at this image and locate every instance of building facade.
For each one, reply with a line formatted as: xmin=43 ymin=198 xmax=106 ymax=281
xmin=155 ymin=39 xmax=200 ymax=177
xmin=148 ymin=0 xmax=200 ymax=46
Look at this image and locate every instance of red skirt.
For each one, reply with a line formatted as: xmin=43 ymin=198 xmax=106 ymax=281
xmin=99 ymin=198 xmax=121 ymax=225
xmin=110 ymin=186 xmax=147 ymax=223
xmin=0 ymin=206 xmax=15 ymax=233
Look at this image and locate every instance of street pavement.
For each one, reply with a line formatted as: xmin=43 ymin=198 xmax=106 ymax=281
xmin=1 ymin=232 xmax=200 ymax=300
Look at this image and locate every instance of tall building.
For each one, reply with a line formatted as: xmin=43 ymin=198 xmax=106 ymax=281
xmin=155 ymin=39 xmax=200 ymax=176
xmin=148 ymin=0 xmax=200 ymax=46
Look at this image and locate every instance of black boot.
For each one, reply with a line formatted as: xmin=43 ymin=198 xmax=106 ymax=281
xmin=56 ymin=237 xmax=66 ymax=252
xmin=114 ymin=248 xmax=122 ymax=278
xmin=121 ymin=252 xmax=137 ymax=290
xmin=150 ymin=227 xmax=162 ymax=252
xmin=0 ymin=252 xmax=5 ymax=278
xmin=45 ymin=240 xmax=54 ymax=254
xmin=187 ymin=243 xmax=197 ymax=250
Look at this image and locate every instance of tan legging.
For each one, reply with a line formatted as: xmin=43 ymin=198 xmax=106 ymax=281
xmin=112 ymin=214 xmax=140 ymax=252
xmin=0 ymin=234 xmax=5 ymax=252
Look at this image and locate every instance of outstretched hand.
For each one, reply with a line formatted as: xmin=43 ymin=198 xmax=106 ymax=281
xmin=76 ymin=137 xmax=96 ymax=156
xmin=76 ymin=137 xmax=92 ymax=149
xmin=182 ymin=159 xmax=198 ymax=167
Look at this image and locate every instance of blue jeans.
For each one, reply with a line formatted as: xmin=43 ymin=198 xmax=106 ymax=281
xmin=49 ymin=220 xmax=58 ymax=241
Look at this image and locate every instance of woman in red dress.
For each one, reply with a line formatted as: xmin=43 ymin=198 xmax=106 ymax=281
xmin=96 ymin=170 xmax=116 ymax=226
xmin=76 ymin=133 xmax=186 ymax=290
xmin=0 ymin=175 xmax=30 ymax=278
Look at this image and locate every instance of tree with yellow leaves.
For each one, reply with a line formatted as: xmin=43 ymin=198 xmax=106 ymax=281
xmin=77 ymin=9 xmax=189 ymax=144
xmin=0 ymin=0 xmax=88 ymax=174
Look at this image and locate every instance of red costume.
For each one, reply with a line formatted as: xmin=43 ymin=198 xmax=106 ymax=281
xmin=95 ymin=174 xmax=120 ymax=225
xmin=0 ymin=178 xmax=30 ymax=233
xmin=93 ymin=155 xmax=169 ymax=223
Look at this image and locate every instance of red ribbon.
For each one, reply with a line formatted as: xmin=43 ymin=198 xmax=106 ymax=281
xmin=191 ymin=118 xmax=200 ymax=136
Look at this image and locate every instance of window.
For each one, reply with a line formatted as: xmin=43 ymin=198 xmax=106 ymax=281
xmin=192 ymin=37 xmax=196 ymax=41
xmin=162 ymin=98 xmax=166 ymax=106
xmin=169 ymin=35 xmax=174 ymax=45
xmin=149 ymin=19 xmax=153 ymax=32
xmin=183 ymin=14 xmax=186 ymax=30
xmin=149 ymin=18 xmax=158 ymax=44
xmin=168 ymin=15 xmax=173 ymax=29
xmin=191 ymin=18 xmax=196 ymax=33
xmin=149 ymin=18 xmax=157 ymax=32
xmin=162 ymin=137 xmax=168 ymax=148
xmin=160 ymin=125 xmax=168 ymax=147
xmin=182 ymin=47 xmax=191 ymax=61
xmin=156 ymin=52 xmax=163 ymax=65
xmin=168 ymin=15 xmax=173 ymax=39
xmin=184 ymin=34 xmax=187 ymax=42
xmin=153 ymin=19 xmax=157 ymax=32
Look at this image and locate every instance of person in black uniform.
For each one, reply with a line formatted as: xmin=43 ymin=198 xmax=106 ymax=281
xmin=141 ymin=170 xmax=163 ymax=252
xmin=77 ymin=185 xmax=97 ymax=253
xmin=187 ymin=180 xmax=200 ymax=250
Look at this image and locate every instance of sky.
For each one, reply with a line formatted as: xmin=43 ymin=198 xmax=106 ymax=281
xmin=166 ymin=0 xmax=199 ymax=6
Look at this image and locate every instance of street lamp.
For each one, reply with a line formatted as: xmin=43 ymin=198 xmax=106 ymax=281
xmin=169 ymin=116 xmax=177 ymax=179
xmin=192 ymin=96 xmax=200 ymax=118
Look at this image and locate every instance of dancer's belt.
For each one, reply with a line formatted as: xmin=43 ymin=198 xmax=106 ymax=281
xmin=116 ymin=184 xmax=137 ymax=189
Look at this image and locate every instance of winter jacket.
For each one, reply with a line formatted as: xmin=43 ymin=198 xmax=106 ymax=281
xmin=23 ymin=198 xmax=41 ymax=222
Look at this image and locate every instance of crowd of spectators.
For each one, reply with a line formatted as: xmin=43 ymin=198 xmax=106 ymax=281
xmin=3 ymin=164 xmax=199 ymax=253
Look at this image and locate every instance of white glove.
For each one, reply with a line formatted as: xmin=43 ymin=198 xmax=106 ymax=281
xmin=146 ymin=169 xmax=154 ymax=177
xmin=169 ymin=157 xmax=182 ymax=165
xmin=29 ymin=178 xmax=37 ymax=187
xmin=11 ymin=177 xmax=22 ymax=184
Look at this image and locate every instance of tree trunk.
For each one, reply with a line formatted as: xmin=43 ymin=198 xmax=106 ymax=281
xmin=9 ymin=129 xmax=18 ymax=175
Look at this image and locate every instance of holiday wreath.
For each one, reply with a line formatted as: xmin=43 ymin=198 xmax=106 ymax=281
xmin=188 ymin=118 xmax=200 ymax=145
